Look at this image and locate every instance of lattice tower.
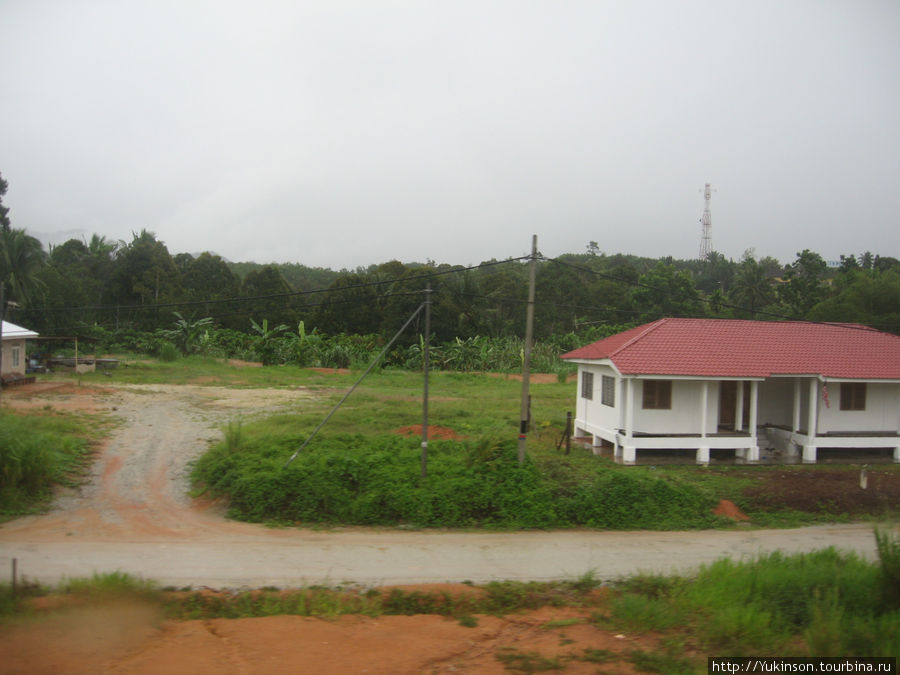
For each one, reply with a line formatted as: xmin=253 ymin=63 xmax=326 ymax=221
xmin=699 ymin=183 xmax=714 ymax=259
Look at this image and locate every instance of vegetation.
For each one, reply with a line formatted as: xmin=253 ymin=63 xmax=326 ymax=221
xmin=605 ymin=539 xmax=900 ymax=658
xmin=1 ymin=171 xmax=899 ymax=353
xmin=0 ymin=409 xmax=97 ymax=516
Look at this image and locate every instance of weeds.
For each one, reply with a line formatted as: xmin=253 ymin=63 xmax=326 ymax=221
xmin=0 ymin=410 xmax=94 ymax=515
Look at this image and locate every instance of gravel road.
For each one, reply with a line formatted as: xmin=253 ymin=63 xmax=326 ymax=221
xmin=0 ymin=384 xmax=884 ymax=589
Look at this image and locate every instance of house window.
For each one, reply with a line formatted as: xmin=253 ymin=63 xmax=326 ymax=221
xmin=601 ymin=375 xmax=615 ymax=407
xmin=11 ymin=346 xmax=20 ymax=369
xmin=581 ymin=371 xmax=594 ymax=400
xmin=642 ymin=380 xmax=672 ymax=409
xmin=840 ymin=382 xmax=866 ymax=411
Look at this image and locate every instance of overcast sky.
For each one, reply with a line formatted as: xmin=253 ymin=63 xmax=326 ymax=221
xmin=1 ymin=1 xmax=898 ymax=270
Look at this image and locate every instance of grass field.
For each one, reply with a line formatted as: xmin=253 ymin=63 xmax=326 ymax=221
xmin=10 ymin=355 xmax=900 ymax=527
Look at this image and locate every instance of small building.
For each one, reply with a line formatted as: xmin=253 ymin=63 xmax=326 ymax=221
xmin=561 ymin=319 xmax=900 ymax=464
xmin=1 ymin=320 xmax=39 ymax=380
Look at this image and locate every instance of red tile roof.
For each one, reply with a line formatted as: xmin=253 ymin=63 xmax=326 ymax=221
xmin=561 ymin=319 xmax=900 ymax=380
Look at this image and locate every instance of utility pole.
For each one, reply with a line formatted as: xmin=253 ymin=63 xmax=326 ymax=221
xmin=518 ymin=235 xmax=537 ymax=465
xmin=0 ymin=282 xmax=5 ymax=409
xmin=421 ymin=284 xmax=431 ymax=477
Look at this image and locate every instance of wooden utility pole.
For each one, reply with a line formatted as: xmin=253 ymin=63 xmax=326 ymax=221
xmin=421 ymin=284 xmax=431 ymax=477
xmin=518 ymin=235 xmax=537 ymax=465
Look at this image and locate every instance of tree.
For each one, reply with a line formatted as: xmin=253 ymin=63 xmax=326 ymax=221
xmin=0 ymin=227 xmax=46 ymax=306
xmin=631 ymin=263 xmax=702 ymax=322
xmin=0 ymin=172 xmax=10 ymax=232
xmin=181 ymin=252 xmax=240 ymax=324
xmin=778 ymin=249 xmax=829 ymax=317
xmin=111 ymin=230 xmax=181 ymax=329
xmin=729 ymin=253 xmax=775 ymax=318
xmin=163 ymin=312 xmax=214 ymax=355
xmin=807 ymin=268 xmax=900 ymax=333
xmin=240 ymin=265 xmax=297 ymax=329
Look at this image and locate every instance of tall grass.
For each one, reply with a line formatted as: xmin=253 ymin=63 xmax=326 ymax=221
xmin=0 ymin=411 xmax=92 ymax=514
xmin=610 ymin=540 xmax=900 ymax=657
xmin=192 ymin=432 xmax=717 ymax=529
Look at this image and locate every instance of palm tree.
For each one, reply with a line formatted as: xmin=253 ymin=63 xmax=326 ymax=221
xmin=729 ymin=256 xmax=774 ymax=318
xmin=0 ymin=227 xmax=46 ymax=305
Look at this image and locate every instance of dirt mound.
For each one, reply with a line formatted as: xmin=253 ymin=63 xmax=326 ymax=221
xmin=393 ymin=424 xmax=465 ymax=440
xmin=713 ymin=499 xmax=750 ymax=521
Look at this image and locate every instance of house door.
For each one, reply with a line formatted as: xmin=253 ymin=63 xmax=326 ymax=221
xmin=719 ymin=381 xmax=751 ymax=430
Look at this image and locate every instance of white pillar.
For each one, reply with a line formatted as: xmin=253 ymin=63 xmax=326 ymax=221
xmin=696 ymin=446 xmax=710 ymax=464
xmin=893 ymin=445 xmax=899 ymax=463
xmin=792 ymin=380 xmax=802 ymax=433
xmin=700 ymin=381 xmax=709 ymax=438
xmin=624 ymin=379 xmax=634 ymax=441
xmin=622 ymin=379 xmax=635 ymax=463
xmin=804 ymin=379 xmax=819 ymax=463
xmin=735 ymin=381 xmax=744 ymax=432
xmin=746 ymin=380 xmax=760 ymax=462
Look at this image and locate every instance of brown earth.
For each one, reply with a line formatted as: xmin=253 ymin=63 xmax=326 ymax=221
xmin=738 ymin=468 xmax=900 ymax=514
xmin=0 ymin=596 xmax=671 ymax=674
xmin=712 ymin=499 xmax=750 ymax=521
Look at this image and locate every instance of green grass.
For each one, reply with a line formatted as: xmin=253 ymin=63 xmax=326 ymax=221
xmin=0 ymin=408 xmax=100 ymax=516
xmin=608 ymin=542 xmax=900 ymax=658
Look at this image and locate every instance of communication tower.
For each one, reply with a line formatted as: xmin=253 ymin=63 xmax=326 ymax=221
xmin=699 ymin=183 xmax=714 ymax=259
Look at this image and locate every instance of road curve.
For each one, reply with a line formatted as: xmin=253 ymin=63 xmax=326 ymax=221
xmin=0 ymin=383 xmax=884 ymax=589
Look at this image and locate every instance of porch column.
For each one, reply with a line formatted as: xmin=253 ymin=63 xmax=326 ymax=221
xmin=735 ymin=381 xmax=744 ymax=432
xmin=787 ymin=379 xmax=802 ymax=458
xmin=746 ymin=380 xmax=760 ymax=462
xmin=622 ymin=379 xmax=635 ymax=464
xmin=697 ymin=381 xmax=710 ymax=464
xmin=803 ymin=379 xmax=819 ymax=463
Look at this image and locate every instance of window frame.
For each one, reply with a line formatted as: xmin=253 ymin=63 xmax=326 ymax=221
xmin=601 ymin=375 xmax=616 ymax=407
xmin=642 ymin=379 xmax=672 ymax=410
xmin=839 ymin=382 xmax=866 ymax=411
xmin=581 ymin=371 xmax=594 ymax=400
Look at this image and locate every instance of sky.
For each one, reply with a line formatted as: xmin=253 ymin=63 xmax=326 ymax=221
xmin=1 ymin=1 xmax=898 ymax=270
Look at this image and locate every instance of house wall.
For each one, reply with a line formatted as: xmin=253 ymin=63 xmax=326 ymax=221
xmin=631 ymin=379 xmax=718 ymax=435
xmin=818 ymin=382 xmax=900 ymax=434
xmin=576 ymin=364 xmax=620 ymax=436
xmin=758 ymin=378 xmax=795 ymax=428
xmin=1 ymin=338 xmax=26 ymax=377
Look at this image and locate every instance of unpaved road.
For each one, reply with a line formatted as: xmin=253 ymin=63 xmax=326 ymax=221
xmin=0 ymin=383 xmax=884 ymax=589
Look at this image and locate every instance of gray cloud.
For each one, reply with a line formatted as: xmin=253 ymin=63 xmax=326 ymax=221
xmin=2 ymin=0 xmax=898 ymax=269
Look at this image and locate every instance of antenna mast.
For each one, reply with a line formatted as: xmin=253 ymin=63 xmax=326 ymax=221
xmin=699 ymin=182 xmax=714 ymax=259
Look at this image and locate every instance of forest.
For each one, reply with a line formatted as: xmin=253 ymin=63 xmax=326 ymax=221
xmin=1 ymin=174 xmax=899 ymax=369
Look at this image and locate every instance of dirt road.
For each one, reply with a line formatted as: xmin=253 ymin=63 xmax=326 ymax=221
xmin=0 ymin=382 xmax=883 ymax=589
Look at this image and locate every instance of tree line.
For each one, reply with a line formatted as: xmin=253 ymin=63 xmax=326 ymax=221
xmin=1 ymin=172 xmax=898 ymax=361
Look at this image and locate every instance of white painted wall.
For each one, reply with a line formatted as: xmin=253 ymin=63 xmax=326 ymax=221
xmin=631 ymin=379 xmax=718 ymax=435
xmin=1 ymin=338 xmax=27 ymax=377
xmin=818 ymin=382 xmax=900 ymax=433
xmin=576 ymin=364 xmax=619 ymax=434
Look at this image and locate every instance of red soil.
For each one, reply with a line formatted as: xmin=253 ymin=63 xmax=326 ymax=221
xmin=393 ymin=424 xmax=466 ymax=440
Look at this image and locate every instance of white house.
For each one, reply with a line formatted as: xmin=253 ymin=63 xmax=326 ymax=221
xmin=1 ymin=320 xmax=39 ymax=380
xmin=561 ymin=319 xmax=900 ymax=464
